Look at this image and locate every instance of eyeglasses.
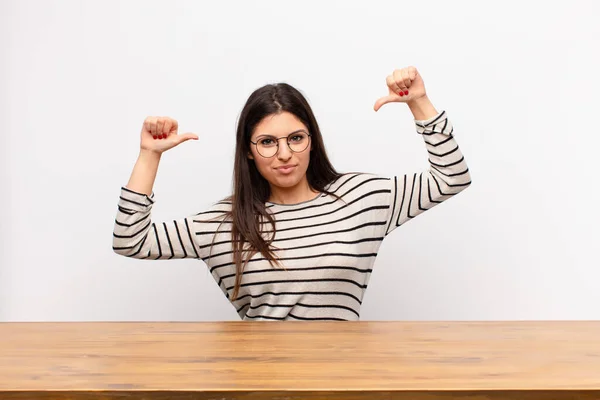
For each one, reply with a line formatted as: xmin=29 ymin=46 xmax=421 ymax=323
xmin=249 ymin=130 xmax=312 ymax=158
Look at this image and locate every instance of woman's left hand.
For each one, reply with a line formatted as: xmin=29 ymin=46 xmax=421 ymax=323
xmin=373 ymin=66 xmax=427 ymax=112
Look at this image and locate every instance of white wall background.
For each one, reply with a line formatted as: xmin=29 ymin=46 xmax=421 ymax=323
xmin=1 ymin=0 xmax=598 ymax=321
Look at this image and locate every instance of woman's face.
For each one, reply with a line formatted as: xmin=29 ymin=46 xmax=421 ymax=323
xmin=248 ymin=111 xmax=312 ymax=191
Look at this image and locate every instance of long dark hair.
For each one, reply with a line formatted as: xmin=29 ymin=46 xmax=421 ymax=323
xmin=213 ymin=83 xmax=343 ymax=301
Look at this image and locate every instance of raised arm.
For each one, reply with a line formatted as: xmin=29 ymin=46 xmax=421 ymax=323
xmin=112 ymin=116 xmax=202 ymax=259
xmin=373 ymin=67 xmax=472 ymax=236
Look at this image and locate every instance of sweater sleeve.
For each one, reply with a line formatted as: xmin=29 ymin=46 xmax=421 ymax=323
xmin=112 ymin=187 xmax=227 ymax=260
xmin=383 ymin=110 xmax=472 ymax=236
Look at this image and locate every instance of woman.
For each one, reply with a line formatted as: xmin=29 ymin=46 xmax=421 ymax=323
xmin=113 ymin=66 xmax=472 ymax=321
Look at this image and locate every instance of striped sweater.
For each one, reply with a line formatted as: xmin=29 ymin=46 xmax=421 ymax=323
xmin=113 ymin=110 xmax=471 ymax=321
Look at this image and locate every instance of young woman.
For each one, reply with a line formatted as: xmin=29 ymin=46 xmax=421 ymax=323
xmin=113 ymin=66 xmax=472 ymax=321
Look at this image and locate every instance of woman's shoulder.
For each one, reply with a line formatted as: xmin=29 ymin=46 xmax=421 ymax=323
xmin=326 ymin=171 xmax=391 ymax=193
xmin=193 ymin=196 xmax=233 ymax=222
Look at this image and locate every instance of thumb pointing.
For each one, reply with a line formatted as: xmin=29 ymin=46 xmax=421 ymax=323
xmin=373 ymin=95 xmax=396 ymax=112
xmin=175 ymin=132 xmax=199 ymax=144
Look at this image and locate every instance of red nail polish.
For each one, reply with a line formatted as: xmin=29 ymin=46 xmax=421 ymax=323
xmin=153 ymin=135 xmax=157 ymax=140
xmin=399 ymin=92 xmax=404 ymax=97
xmin=404 ymin=90 xmax=409 ymax=95
xmin=162 ymin=134 xmax=167 ymax=139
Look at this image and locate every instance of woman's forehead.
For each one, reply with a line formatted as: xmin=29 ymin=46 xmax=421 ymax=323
xmin=252 ymin=112 xmax=307 ymax=138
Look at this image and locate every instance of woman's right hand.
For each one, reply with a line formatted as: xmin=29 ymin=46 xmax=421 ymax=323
xmin=140 ymin=116 xmax=198 ymax=154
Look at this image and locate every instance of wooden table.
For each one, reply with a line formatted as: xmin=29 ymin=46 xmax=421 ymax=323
xmin=0 ymin=321 xmax=599 ymax=399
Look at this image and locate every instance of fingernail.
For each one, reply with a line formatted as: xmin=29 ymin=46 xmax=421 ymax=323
xmin=399 ymin=92 xmax=404 ymax=97
xmin=162 ymin=134 xmax=167 ymax=139
xmin=404 ymin=90 xmax=409 ymax=95
xmin=153 ymin=135 xmax=158 ymax=140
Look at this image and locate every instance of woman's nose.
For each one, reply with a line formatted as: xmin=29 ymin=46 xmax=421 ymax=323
xmin=276 ymin=139 xmax=292 ymax=159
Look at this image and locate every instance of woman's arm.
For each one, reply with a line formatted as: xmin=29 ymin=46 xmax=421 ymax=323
xmin=125 ymin=149 xmax=162 ymax=196
xmin=407 ymin=95 xmax=439 ymax=121
xmin=113 ymin=186 xmax=202 ymax=260
xmin=383 ymin=107 xmax=471 ymax=236
xmin=112 ymin=116 xmax=205 ymax=260
xmin=373 ymin=66 xmax=471 ymax=237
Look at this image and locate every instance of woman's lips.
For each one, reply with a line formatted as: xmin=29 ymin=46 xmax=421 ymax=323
xmin=276 ymin=165 xmax=297 ymax=174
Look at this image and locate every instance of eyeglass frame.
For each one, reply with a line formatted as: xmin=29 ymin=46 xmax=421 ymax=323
xmin=249 ymin=129 xmax=312 ymax=158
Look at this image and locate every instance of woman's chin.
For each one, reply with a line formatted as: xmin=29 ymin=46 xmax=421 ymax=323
xmin=273 ymin=177 xmax=299 ymax=187
xmin=269 ymin=173 xmax=303 ymax=188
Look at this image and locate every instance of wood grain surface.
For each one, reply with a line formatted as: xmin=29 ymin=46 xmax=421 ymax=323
xmin=1 ymin=321 xmax=599 ymax=399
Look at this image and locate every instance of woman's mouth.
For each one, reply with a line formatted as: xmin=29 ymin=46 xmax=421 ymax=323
xmin=276 ymin=165 xmax=297 ymax=174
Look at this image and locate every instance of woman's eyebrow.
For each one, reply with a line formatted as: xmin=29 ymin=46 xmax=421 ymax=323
xmin=254 ymin=129 xmax=306 ymax=139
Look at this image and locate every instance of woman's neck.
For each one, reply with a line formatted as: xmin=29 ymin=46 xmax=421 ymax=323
xmin=268 ymin=179 xmax=320 ymax=205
